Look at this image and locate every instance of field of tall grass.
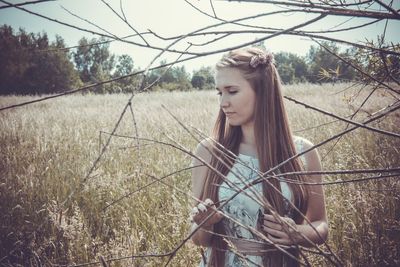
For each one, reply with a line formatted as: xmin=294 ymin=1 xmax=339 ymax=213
xmin=0 ymin=83 xmax=399 ymax=266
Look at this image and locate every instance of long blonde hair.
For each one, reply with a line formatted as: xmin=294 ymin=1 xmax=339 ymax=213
xmin=200 ymin=47 xmax=309 ymax=266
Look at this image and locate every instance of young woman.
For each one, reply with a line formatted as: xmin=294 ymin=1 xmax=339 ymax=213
xmin=190 ymin=47 xmax=328 ymax=267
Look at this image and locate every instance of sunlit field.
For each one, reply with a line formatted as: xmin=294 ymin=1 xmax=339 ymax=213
xmin=0 ymin=83 xmax=399 ymax=267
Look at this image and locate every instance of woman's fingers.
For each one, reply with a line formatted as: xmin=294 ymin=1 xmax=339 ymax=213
xmin=204 ymin=198 xmax=214 ymax=206
xmin=264 ymin=214 xmax=280 ymax=223
xmin=262 ymin=214 xmax=300 ymax=245
xmin=191 ymin=207 xmax=199 ymax=216
xmin=264 ymin=214 xmax=296 ymax=231
xmin=191 ymin=199 xmax=223 ymax=226
xmin=262 ymin=214 xmax=298 ymax=245
xmin=263 ymin=225 xmax=287 ymax=238
xmin=193 ymin=210 xmax=222 ymax=226
xmin=263 ymin=225 xmax=293 ymax=245
xmin=263 ymin=218 xmax=282 ymax=231
xmin=197 ymin=203 xmax=207 ymax=212
xmin=267 ymin=234 xmax=291 ymax=245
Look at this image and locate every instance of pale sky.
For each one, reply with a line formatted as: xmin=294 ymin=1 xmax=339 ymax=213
xmin=1 ymin=0 xmax=399 ymax=72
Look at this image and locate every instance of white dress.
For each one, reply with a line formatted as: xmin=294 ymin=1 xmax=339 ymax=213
xmin=199 ymin=137 xmax=307 ymax=267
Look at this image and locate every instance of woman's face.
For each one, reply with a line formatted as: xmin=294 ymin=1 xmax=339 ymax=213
xmin=215 ymin=67 xmax=256 ymax=127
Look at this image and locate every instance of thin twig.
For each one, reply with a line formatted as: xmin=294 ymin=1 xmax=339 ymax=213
xmin=0 ymin=0 xmax=53 ymax=9
xmin=221 ymin=0 xmax=400 ymax=20
xmin=284 ymin=96 xmax=400 ymax=138
xmin=100 ymin=0 xmax=149 ymax=46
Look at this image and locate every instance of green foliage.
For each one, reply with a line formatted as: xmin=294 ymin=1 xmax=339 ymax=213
xmin=145 ymin=62 xmax=193 ymax=91
xmin=348 ymin=44 xmax=400 ymax=83
xmin=2 ymin=25 xmax=396 ymax=96
xmin=277 ymin=63 xmax=295 ymax=84
xmin=307 ymin=42 xmax=338 ymax=82
xmin=111 ymin=54 xmax=142 ymax=93
xmin=191 ymin=74 xmax=206 ymax=89
xmin=191 ymin=66 xmax=215 ymax=90
xmin=73 ymin=37 xmax=115 ymax=93
xmin=306 ymin=41 xmax=357 ymax=83
xmin=275 ymin=52 xmax=308 ymax=84
xmin=114 ymin=54 xmax=134 ymax=77
xmin=0 ymin=25 xmax=81 ymax=94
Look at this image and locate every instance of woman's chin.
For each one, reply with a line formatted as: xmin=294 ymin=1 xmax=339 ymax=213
xmin=228 ymin=121 xmax=242 ymax=127
xmin=227 ymin=121 xmax=241 ymax=127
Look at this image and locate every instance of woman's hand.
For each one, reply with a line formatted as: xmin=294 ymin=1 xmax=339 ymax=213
xmin=262 ymin=214 xmax=302 ymax=246
xmin=191 ymin=198 xmax=224 ymax=228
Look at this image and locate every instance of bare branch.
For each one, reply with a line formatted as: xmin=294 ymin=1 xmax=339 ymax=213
xmin=284 ymin=96 xmax=400 ymax=138
xmin=374 ymin=0 xmax=400 ymax=17
xmin=280 ymin=172 xmax=400 ymax=186
xmin=60 ymin=5 xmax=119 ymax=39
xmin=0 ymin=0 xmax=197 ymax=55
xmin=256 ymin=100 xmax=400 ymax=187
xmin=380 ymin=51 xmax=400 ymax=85
xmin=149 ymin=29 xmax=400 ymax=57
xmin=100 ymin=0 xmax=149 ymax=46
xmin=96 ymin=131 xmax=400 ymax=187
xmin=101 ymin=165 xmax=198 ymax=211
xmin=209 ymin=0 xmax=217 ymax=17
xmin=0 ymin=0 xmax=54 ymax=10
xmin=313 ymin=38 xmax=400 ymax=94
xmin=222 ymin=0 xmax=400 ymax=20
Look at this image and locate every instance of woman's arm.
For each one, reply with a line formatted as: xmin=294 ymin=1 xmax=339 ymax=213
xmin=190 ymin=139 xmax=223 ymax=247
xmin=262 ymin=138 xmax=329 ymax=247
xmin=297 ymin=139 xmax=329 ymax=246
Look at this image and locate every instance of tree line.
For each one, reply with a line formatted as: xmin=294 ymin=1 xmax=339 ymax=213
xmin=1 ymin=25 xmax=396 ymax=95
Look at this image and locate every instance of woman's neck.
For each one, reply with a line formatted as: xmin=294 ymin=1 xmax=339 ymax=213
xmin=239 ymin=123 xmax=257 ymax=157
xmin=240 ymin=122 xmax=256 ymax=146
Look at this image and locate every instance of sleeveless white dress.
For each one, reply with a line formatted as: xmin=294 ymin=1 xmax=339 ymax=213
xmin=199 ymin=137 xmax=307 ymax=267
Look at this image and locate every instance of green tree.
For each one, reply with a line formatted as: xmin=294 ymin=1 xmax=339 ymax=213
xmin=191 ymin=66 xmax=215 ymax=90
xmin=275 ymin=52 xmax=308 ymax=84
xmin=144 ymin=62 xmax=192 ymax=91
xmin=170 ymin=66 xmax=192 ymax=91
xmin=144 ymin=60 xmax=172 ymax=90
xmin=307 ymin=42 xmax=360 ymax=83
xmin=307 ymin=42 xmax=343 ymax=83
xmin=191 ymin=75 xmax=206 ymax=89
xmin=344 ymin=46 xmax=394 ymax=83
xmin=73 ymin=37 xmax=115 ymax=93
xmin=277 ymin=64 xmax=295 ymax=84
xmin=114 ymin=54 xmax=134 ymax=77
xmin=23 ymin=35 xmax=81 ymax=94
xmin=112 ymin=54 xmax=142 ymax=93
xmin=291 ymin=55 xmax=308 ymax=82
xmin=0 ymin=25 xmax=81 ymax=94
xmin=0 ymin=25 xmax=25 ymax=93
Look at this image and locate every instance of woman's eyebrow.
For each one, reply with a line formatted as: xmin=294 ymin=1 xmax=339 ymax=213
xmin=216 ymin=85 xmax=236 ymax=90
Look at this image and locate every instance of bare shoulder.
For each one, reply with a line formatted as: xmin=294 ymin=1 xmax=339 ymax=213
xmin=293 ymin=136 xmax=322 ymax=174
xmin=191 ymin=138 xmax=214 ymax=202
xmin=193 ymin=138 xmax=214 ymax=163
xmin=293 ymin=135 xmax=313 ymax=149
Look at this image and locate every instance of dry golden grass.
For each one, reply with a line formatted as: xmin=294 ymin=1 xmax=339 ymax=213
xmin=0 ymin=84 xmax=399 ymax=266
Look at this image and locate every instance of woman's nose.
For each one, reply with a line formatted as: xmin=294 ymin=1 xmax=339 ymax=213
xmin=220 ymin=94 xmax=230 ymax=108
